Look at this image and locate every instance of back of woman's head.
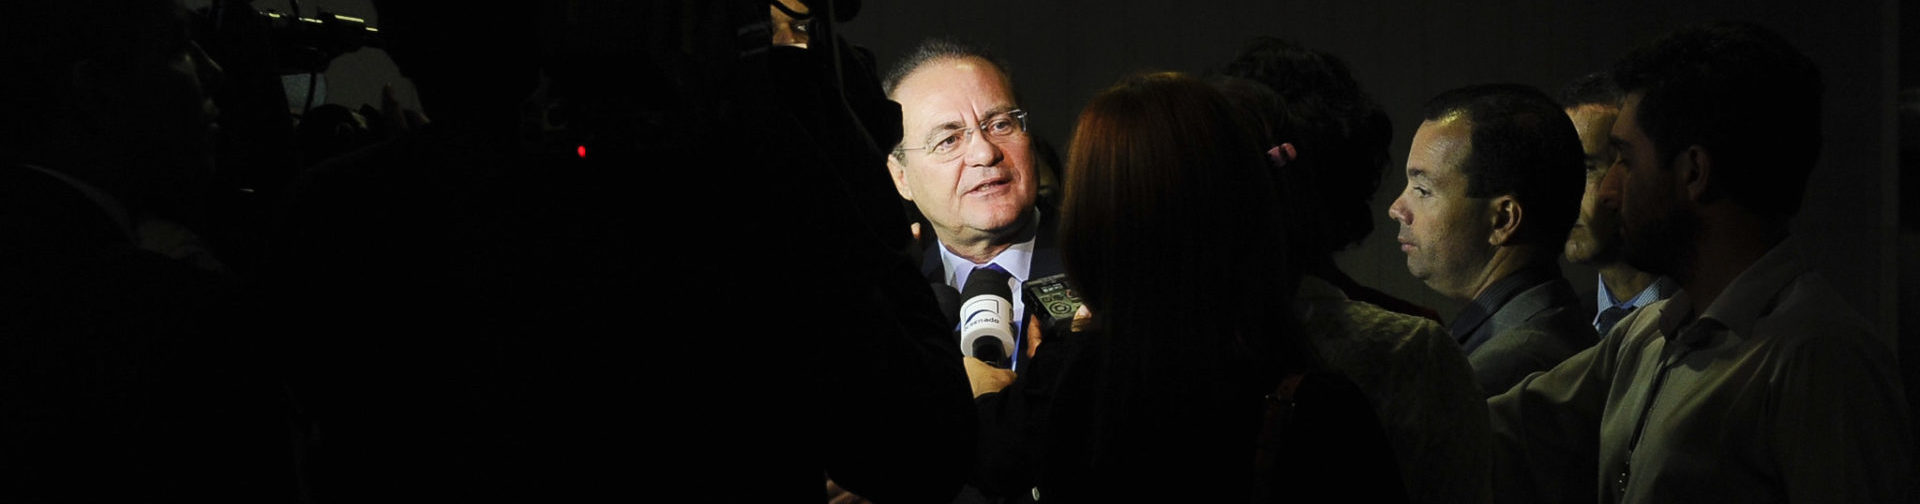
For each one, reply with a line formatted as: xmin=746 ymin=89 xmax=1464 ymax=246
xmin=1220 ymin=38 xmax=1392 ymax=257
xmin=1055 ymin=71 xmax=1313 ymax=498
xmin=1061 ymin=72 xmax=1301 ymax=370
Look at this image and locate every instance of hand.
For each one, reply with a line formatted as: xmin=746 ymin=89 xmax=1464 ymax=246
xmin=1026 ymin=306 xmax=1095 ymax=359
xmin=1070 ymin=304 xmax=1094 ymax=333
xmin=963 ymin=356 xmax=1016 ymax=398
xmin=825 ymin=478 xmax=871 ymax=504
xmin=380 ymin=82 xmax=429 ymax=139
xmin=1025 ymin=314 xmax=1044 ymax=359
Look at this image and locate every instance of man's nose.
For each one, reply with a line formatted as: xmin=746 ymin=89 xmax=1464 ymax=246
xmin=1388 ymin=193 xmax=1411 ymax=224
xmin=1597 ymin=161 xmax=1623 ymax=212
xmin=963 ymin=128 xmax=1004 ymax=166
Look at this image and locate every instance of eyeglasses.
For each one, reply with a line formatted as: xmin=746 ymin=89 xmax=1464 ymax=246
xmin=895 ymin=109 xmax=1029 ymax=162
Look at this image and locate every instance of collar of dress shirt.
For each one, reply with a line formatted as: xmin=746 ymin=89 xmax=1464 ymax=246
xmin=938 ymin=212 xmax=1041 ymax=289
xmin=1652 ymin=239 xmax=1806 ymax=347
xmin=1296 ymin=274 xmax=1350 ymax=302
xmin=1596 ymin=274 xmax=1680 ymax=319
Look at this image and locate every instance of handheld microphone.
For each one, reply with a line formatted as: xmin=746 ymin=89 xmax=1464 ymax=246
xmin=959 ymin=267 xmax=1015 ymax=367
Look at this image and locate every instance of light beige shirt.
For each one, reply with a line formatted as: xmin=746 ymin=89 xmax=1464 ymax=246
xmin=1298 ymin=275 xmax=1491 ymax=504
xmin=1488 ymin=242 xmax=1911 ymax=503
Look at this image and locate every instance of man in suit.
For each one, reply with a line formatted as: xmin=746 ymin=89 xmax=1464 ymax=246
xmin=1387 ymin=84 xmax=1595 ymax=396
xmin=865 ymin=38 xmax=1063 ymax=504
xmin=1557 ymin=73 xmax=1678 ymax=336
xmin=882 ymin=39 xmax=1064 ymax=367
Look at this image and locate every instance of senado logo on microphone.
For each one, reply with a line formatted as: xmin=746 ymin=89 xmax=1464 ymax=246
xmin=963 ymin=298 xmax=1006 ymax=328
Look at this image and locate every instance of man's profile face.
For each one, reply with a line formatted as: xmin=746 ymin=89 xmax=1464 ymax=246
xmin=1562 ymin=104 xmax=1622 ymax=265
xmin=1388 ymin=115 xmax=1496 ymax=298
xmin=1602 ymin=93 xmax=1694 ymax=276
xmin=885 ymin=57 xmax=1037 ymax=247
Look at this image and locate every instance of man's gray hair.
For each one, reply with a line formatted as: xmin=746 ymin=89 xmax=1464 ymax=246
xmin=881 ymin=38 xmax=1010 ymax=98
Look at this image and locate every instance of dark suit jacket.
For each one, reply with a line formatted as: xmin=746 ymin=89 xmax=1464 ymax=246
xmin=922 ymin=210 xmax=1060 ymax=504
xmin=1451 ymin=263 xmax=1598 ymax=396
xmin=920 ymin=209 xmax=1065 ymax=339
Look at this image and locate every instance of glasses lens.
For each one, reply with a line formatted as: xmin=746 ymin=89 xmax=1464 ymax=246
xmin=930 ymin=130 xmax=967 ymax=158
xmin=934 ymin=135 xmax=968 ymax=162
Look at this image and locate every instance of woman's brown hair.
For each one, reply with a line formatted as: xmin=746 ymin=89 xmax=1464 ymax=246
xmin=1061 ymin=71 xmax=1312 ymax=392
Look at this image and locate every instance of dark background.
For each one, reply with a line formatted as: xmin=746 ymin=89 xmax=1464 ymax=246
xmin=836 ymin=0 xmax=1903 ymax=339
xmin=221 ymin=0 xmax=1912 ymax=372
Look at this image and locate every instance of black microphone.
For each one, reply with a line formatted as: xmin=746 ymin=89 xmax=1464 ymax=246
xmin=959 ymin=267 xmax=1015 ymax=367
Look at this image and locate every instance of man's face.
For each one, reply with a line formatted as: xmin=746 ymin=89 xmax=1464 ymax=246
xmin=1601 ymin=93 xmax=1696 ymax=277
xmin=1562 ymin=104 xmax=1622 ymax=265
xmin=1388 ymin=116 xmax=1497 ymax=299
xmin=885 ymin=57 xmax=1037 ymax=247
xmin=769 ymin=0 xmax=810 ymax=48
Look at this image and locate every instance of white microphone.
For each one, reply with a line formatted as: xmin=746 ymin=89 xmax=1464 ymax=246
xmin=959 ymin=266 xmax=1015 ymax=367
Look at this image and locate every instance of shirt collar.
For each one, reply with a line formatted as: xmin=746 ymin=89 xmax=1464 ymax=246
xmin=1654 ymin=239 xmax=1805 ymax=346
xmin=1294 ymin=274 xmax=1351 ymax=323
xmin=1595 ymin=274 xmax=1681 ymax=313
xmin=1698 ymin=240 xmax=1805 ymax=339
xmin=1295 ymin=274 xmax=1350 ymax=302
xmin=938 ymin=211 xmax=1041 ymax=289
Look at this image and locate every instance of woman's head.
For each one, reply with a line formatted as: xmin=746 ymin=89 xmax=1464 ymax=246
xmin=1220 ymin=38 xmax=1393 ymax=257
xmin=1060 ymin=72 xmax=1296 ymax=357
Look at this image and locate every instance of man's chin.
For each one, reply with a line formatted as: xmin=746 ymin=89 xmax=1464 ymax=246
xmin=1564 ymin=241 xmax=1600 ymax=265
xmin=1404 ymin=263 xmax=1427 ymax=283
xmin=1619 ymin=237 xmax=1684 ymax=278
xmin=967 ymin=207 xmax=1036 ymax=237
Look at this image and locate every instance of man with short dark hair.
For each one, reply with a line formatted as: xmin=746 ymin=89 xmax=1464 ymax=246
xmin=1218 ymin=40 xmax=1488 ymax=504
xmin=1557 ymin=73 xmax=1678 ymax=335
xmin=1388 ymin=84 xmax=1595 ymax=396
xmin=1488 ymin=23 xmax=1911 ymax=504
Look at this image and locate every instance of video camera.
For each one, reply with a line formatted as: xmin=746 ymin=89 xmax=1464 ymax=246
xmin=187 ymin=0 xmax=385 ymax=274
xmin=197 ymin=0 xmax=382 ymax=76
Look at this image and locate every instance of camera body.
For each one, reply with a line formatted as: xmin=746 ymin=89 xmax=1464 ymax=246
xmin=197 ymin=1 xmax=381 ymax=76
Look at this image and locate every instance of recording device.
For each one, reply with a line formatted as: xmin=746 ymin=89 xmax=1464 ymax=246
xmin=959 ymin=268 xmax=1016 ymax=367
xmin=1022 ymin=273 xmax=1083 ymax=344
xmin=183 ymin=1 xmax=385 ymax=275
xmin=196 ymin=1 xmax=383 ymax=130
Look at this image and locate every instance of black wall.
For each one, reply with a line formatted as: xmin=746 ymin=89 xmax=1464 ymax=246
xmin=840 ymin=0 xmax=1900 ymax=332
xmin=246 ymin=0 xmax=1905 ymax=337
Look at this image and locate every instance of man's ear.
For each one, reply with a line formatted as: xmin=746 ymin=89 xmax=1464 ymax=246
xmin=1487 ymin=195 xmax=1522 ymax=246
xmin=1674 ymin=145 xmax=1713 ymax=202
xmin=885 ymin=153 xmax=915 ymax=201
